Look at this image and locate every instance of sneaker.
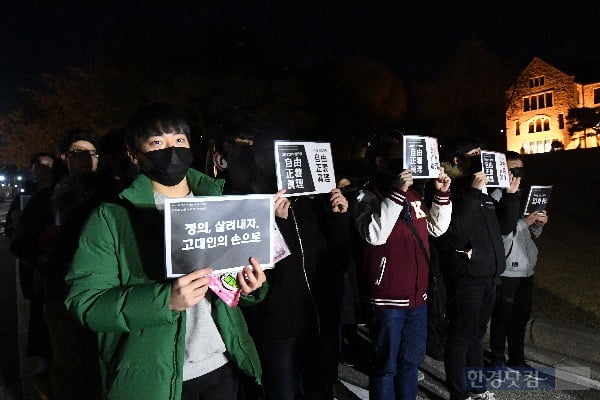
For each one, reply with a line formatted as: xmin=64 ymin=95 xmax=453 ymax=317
xmin=471 ymin=391 xmax=496 ymax=400
xmin=418 ymin=370 xmax=425 ymax=381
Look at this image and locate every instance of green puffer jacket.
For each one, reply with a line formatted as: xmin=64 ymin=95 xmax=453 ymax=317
xmin=64 ymin=169 xmax=267 ymax=400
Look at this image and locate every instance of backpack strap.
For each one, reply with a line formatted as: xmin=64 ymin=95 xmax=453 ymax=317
xmin=403 ymin=218 xmax=430 ymax=265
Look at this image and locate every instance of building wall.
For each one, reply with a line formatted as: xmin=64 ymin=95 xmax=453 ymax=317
xmin=505 ymin=57 xmax=600 ymax=153
xmin=582 ymin=83 xmax=600 ymax=107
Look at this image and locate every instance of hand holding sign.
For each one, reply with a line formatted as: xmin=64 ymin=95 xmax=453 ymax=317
xmin=525 ymin=211 xmax=549 ymax=227
xmin=393 ymin=169 xmax=414 ymax=193
xmin=434 ymin=167 xmax=451 ymax=193
xmin=506 ymin=172 xmax=521 ymax=194
xmin=471 ymin=171 xmax=488 ymax=191
xmin=329 ymin=188 xmax=348 ymax=213
xmin=237 ymin=257 xmax=266 ymax=295
xmin=274 ymin=189 xmax=291 ymax=219
xmin=534 ymin=211 xmax=549 ymax=226
xmin=169 ymin=267 xmax=213 ymax=311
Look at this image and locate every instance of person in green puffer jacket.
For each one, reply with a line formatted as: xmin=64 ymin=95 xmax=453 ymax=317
xmin=64 ymin=103 xmax=268 ymax=400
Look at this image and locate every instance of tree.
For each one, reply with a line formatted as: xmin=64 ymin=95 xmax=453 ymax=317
xmin=567 ymin=107 xmax=600 ymax=148
xmin=308 ymin=58 xmax=408 ymax=164
xmin=0 ymin=21 xmax=312 ymax=167
xmin=410 ymin=37 xmax=517 ymax=152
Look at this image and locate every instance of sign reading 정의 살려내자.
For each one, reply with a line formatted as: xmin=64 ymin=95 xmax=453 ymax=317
xmin=164 ymin=194 xmax=274 ymax=278
xmin=274 ymin=141 xmax=336 ymax=196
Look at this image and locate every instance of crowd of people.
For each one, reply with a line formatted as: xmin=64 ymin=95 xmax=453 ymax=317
xmin=5 ymin=103 xmax=549 ymax=400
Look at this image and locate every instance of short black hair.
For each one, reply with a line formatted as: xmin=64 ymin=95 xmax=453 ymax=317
xmin=29 ymin=152 xmax=56 ymax=167
xmin=59 ymin=129 xmax=97 ymax=154
xmin=126 ymin=103 xmax=191 ymax=152
xmin=365 ymin=129 xmax=404 ymax=168
xmin=444 ymin=135 xmax=482 ymax=161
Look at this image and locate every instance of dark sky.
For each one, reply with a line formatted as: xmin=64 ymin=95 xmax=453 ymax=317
xmin=1 ymin=1 xmax=598 ymax=113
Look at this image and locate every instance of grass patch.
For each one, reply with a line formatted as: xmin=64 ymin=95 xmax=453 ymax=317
xmin=531 ymin=212 xmax=600 ymax=329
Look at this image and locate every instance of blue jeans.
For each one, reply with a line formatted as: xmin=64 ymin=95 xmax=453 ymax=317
xmin=368 ymin=304 xmax=427 ymax=400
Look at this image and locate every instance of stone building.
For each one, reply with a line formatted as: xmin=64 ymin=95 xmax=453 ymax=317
xmin=505 ymin=57 xmax=600 ymax=153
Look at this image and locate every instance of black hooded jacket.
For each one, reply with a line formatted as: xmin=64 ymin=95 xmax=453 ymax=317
xmin=243 ymin=194 xmax=350 ymax=340
xmin=431 ymin=164 xmax=521 ymax=286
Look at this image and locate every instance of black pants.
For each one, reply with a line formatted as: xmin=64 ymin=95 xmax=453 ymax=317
xmin=258 ymin=335 xmax=334 ymax=400
xmin=182 ymin=363 xmax=238 ymax=400
xmin=489 ymin=275 xmax=534 ymax=365
xmin=444 ymin=283 xmax=496 ymax=400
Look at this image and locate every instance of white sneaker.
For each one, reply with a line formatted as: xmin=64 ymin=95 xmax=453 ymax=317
xmin=418 ymin=370 xmax=425 ymax=381
xmin=472 ymin=391 xmax=496 ymax=400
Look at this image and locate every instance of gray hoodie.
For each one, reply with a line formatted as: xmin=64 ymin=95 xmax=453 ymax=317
xmin=490 ymin=189 xmax=543 ymax=277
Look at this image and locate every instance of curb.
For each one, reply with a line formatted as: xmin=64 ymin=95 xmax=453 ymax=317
xmin=521 ymin=317 xmax=600 ymax=390
xmin=525 ymin=317 xmax=600 ymax=365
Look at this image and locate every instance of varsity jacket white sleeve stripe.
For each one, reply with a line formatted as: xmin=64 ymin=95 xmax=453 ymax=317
xmin=427 ymin=192 xmax=452 ymax=237
xmin=354 ymin=189 xmax=404 ymax=246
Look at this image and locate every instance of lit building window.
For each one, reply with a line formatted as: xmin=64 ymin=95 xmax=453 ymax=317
xmin=528 ymin=117 xmax=551 ymax=133
xmin=523 ymin=92 xmax=553 ymax=112
xmin=523 ymin=139 xmax=555 ymax=154
xmin=529 ymin=76 xmax=545 ymax=88
xmin=558 ymin=114 xmax=564 ymax=129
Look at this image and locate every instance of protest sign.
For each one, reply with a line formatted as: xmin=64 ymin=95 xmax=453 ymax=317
xmin=481 ymin=150 xmax=510 ymax=188
xmin=402 ymin=135 xmax=441 ymax=178
xmin=274 ymin=141 xmax=336 ymax=196
xmin=164 ymin=194 xmax=274 ymax=277
xmin=524 ymin=185 xmax=552 ymax=216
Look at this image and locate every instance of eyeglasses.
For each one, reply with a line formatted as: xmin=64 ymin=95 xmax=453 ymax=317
xmin=66 ymin=149 xmax=99 ymax=158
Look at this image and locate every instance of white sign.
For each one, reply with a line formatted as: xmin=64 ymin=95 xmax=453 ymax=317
xmin=164 ymin=195 xmax=274 ymax=277
xmin=402 ymin=135 xmax=441 ymax=178
xmin=524 ymin=185 xmax=552 ymax=216
xmin=481 ymin=150 xmax=510 ymax=188
xmin=274 ymin=141 xmax=336 ymax=196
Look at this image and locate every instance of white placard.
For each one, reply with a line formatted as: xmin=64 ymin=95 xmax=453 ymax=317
xmin=274 ymin=141 xmax=336 ymax=196
xmin=481 ymin=150 xmax=510 ymax=188
xmin=402 ymin=135 xmax=441 ymax=178
xmin=164 ymin=194 xmax=274 ymax=277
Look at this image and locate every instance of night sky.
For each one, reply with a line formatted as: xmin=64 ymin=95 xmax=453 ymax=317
xmin=1 ymin=1 xmax=599 ymax=113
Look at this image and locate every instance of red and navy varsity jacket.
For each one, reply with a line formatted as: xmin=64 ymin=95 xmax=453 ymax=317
xmin=352 ymin=184 xmax=451 ymax=308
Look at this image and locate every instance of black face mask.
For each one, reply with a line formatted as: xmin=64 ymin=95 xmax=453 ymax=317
xmin=140 ymin=147 xmax=193 ymax=186
xmin=509 ymin=167 xmax=524 ymax=179
xmin=467 ymin=156 xmax=482 ymax=174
